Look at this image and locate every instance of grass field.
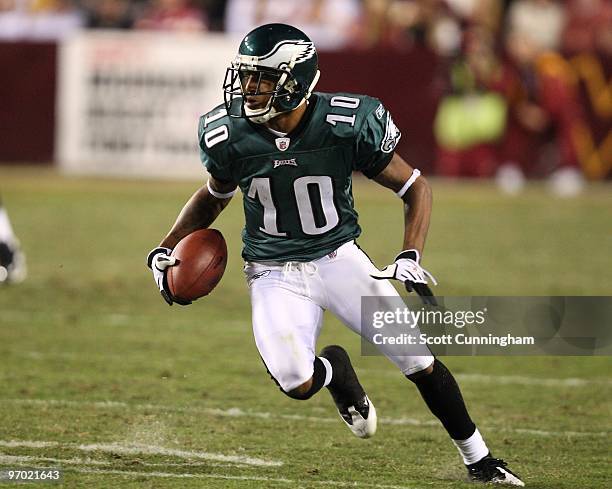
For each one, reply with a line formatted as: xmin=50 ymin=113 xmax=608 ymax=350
xmin=0 ymin=166 xmax=610 ymax=488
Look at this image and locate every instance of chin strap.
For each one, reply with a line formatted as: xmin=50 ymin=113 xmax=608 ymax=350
xmin=247 ymin=98 xmax=308 ymax=124
xmin=246 ymin=69 xmax=320 ymax=125
xmin=246 ymin=103 xmax=283 ymax=124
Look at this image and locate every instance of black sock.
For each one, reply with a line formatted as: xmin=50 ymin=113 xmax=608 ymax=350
xmin=320 ymin=345 xmax=365 ymax=406
xmin=408 ymin=359 xmax=476 ymax=440
xmin=320 ymin=345 xmax=347 ymax=390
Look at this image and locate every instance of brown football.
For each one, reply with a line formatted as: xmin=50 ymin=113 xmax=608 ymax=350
xmin=167 ymin=229 xmax=227 ymax=301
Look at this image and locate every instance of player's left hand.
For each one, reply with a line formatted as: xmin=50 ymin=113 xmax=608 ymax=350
xmin=370 ymin=249 xmax=438 ymax=306
xmin=146 ymin=247 xmax=192 ymax=306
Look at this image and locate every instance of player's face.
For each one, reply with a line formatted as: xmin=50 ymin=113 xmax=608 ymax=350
xmin=240 ymin=70 xmax=279 ymax=110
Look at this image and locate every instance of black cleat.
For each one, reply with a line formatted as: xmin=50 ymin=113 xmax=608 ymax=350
xmin=320 ymin=345 xmax=377 ymax=438
xmin=467 ymin=454 xmax=525 ymax=486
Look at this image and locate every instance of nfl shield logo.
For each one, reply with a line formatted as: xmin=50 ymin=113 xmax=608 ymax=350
xmin=275 ymin=137 xmax=290 ymax=151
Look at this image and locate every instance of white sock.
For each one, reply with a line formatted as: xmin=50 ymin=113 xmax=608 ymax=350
xmin=318 ymin=356 xmax=333 ymax=387
xmin=0 ymin=206 xmax=16 ymax=243
xmin=452 ymin=428 xmax=489 ymax=465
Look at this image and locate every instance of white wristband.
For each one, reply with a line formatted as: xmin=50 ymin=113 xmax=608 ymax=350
xmin=207 ymin=179 xmax=236 ymax=199
xmin=396 ymin=169 xmax=421 ymax=198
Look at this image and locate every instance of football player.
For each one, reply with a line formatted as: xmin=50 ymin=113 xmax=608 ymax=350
xmin=148 ymin=23 xmax=524 ymax=485
xmin=0 ymin=197 xmax=26 ymax=285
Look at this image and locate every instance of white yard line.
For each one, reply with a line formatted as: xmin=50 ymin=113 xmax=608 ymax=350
xmin=0 ymin=441 xmax=58 ymax=448
xmin=0 ymin=454 xmax=110 ymax=466
xmin=361 ymin=369 xmax=612 ymax=387
xmin=8 ymin=351 xmax=612 ymax=388
xmin=0 ymin=453 xmax=250 ymax=469
xmin=76 ymin=442 xmax=282 ymax=467
xmin=511 ymin=428 xmax=609 ymax=437
xmin=455 ymin=373 xmax=612 ymax=387
xmin=2 ymin=398 xmax=609 ymax=438
xmin=0 ymin=440 xmax=281 ymax=467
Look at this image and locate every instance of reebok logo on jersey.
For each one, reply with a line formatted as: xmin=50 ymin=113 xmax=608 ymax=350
xmin=251 ymin=270 xmax=270 ymax=280
xmin=273 ymin=158 xmax=298 ymax=168
xmin=247 ymin=270 xmax=271 ymax=286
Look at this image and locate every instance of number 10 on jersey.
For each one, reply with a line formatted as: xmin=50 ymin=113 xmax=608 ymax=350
xmin=248 ymin=176 xmax=339 ymax=237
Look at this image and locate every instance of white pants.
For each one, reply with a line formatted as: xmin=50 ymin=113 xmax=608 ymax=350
xmin=244 ymin=241 xmax=434 ymax=392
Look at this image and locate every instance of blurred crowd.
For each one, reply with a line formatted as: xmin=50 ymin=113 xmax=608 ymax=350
xmin=1 ymin=0 xmax=610 ymax=192
xmin=415 ymin=0 xmax=612 ymax=195
xmin=1 ymin=1 xmax=610 ymax=53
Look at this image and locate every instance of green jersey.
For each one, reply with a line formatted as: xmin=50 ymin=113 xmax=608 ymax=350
xmin=198 ymin=92 xmax=401 ymax=262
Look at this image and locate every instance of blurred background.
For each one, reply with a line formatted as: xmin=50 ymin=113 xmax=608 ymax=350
xmin=0 ymin=0 xmax=610 ymax=194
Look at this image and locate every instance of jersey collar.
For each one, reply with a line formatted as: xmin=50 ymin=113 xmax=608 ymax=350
xmin=248 ymin=94 xmax=319 ymax=147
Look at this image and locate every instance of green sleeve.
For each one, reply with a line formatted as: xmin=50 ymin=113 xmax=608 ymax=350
xmin=353 ymin=103 xmax=401 ymax=178
xmin=199 ymin=147 xmax=234 ymax=184
xmin=198 ymin=116 xmax=235 ymax=184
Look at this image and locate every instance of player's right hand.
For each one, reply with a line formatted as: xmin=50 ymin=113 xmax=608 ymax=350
xmin=146 ymin=247 xmax=191 ymax=306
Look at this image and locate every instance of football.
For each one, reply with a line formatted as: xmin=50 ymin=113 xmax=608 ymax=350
xmin=167 ymin=228 xmax=227 ymax=301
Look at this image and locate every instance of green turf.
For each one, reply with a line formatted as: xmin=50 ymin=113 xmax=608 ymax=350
xmin=0 ymin=167 xmax=610 ymax=488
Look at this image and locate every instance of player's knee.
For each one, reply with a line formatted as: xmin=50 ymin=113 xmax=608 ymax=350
xmin=405 ymin=361 xmax=435 ymax=383
xmin=284 ymin=377 xmax=315 ymax=400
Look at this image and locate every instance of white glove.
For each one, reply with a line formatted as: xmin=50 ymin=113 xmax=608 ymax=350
xmin=371 ymin=249 xmax=438 ymax=305
xmin=146 ymin=247 xmax=190 ymax=306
